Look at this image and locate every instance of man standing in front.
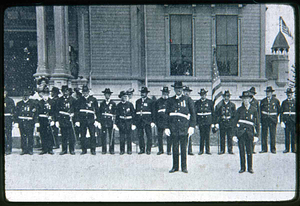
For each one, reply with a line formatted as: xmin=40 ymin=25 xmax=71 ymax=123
xmin=233 ymin=91 xmax=259 ymax=174
xmin=165 ymin=81 xmax=196 ymax=173
xmin=280 ymin=88 xmax=296 ymax=153
xmin=248 ymin=87 xmax=260 ymax=154
xmin=154 ymin=86 xmax=171 ymax=155
xmin=4 ymin=86 xmax=15 ymax=155
xmin=260 ymin=86 xmax=280 ymax=154
xmin=99 ymin=88 xmax=117 ymax=154
xmin=195 ymin=88 xmax=213 ymax=155
xmin=134 ymin=87 xmax=156 ymax=155
xmin=183 ymin=86 xmax=194 ymax=155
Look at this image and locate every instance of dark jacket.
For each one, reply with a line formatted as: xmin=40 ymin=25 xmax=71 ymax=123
xmin=116 ymin=101 xmax=135 ymax=131
xmin=15 ymin=99 xmax=38 ymax=124
xmin=135 ymin=97 xmax=155 ymax=127
xmin=280 ymin=98 xmax=295 ymax=123
xmin=76 ymin=95 xmax=99 ymax=124
xmin=214 ymin=100 xmax=236 ymax=127
xmin=166 ymin=95 xmax=196 ymax=136
xmin=56 ymin=95 xmax=76 ymax=127
xmin=233 ymin=104 xmax=259 ymax=139
xmin=4 ymin=96 xmax=15 ymax=124
xmin=37 ymin=99 xmax=52 ymax=124
xmin=195 ymin=98 xmax=214 ymax=126
xmin=260 ymin=96 xmax=280 ymax=125
xmin=99 ymin=99 xmax=117 ymax=128
xmin=154 ymin=97 xmax=169 ymax=129
xmin=48 ymin=96 xmax=59 ymax=122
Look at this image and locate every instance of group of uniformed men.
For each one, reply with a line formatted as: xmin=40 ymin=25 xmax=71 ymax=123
xmin=4 ymin=79 xmax=296 ymax=174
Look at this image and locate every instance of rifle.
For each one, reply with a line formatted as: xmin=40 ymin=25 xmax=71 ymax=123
xmin=110 ymin=115 xmax=116 ymax=147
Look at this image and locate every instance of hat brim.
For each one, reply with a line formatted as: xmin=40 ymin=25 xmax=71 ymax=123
xmin=239 ymin=95 xmax=252 ymax=98
xmin=171 ymin=85 xmax=183 ymax=88
xmin=264 ymin=89 xmax=275 ymax=92
xmin=102 ymin=91 xmax=113 ymax=94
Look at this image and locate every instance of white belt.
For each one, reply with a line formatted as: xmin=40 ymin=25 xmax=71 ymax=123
xmin=102 ymin=112 xmax=113 ymax=117
xmin=197 ymin=112 xmax=211 ymax=116
xmin=4 ymin=113 xmax=13 ymax=116
xmin=136 ymin=111 xmax=151 ymax=115
xmin=169 ymin=112 xmax=190 ymax=120
xmin=222 ymin=116 xmax=231 ymax=119
xmin=39 ymin=114 xmax=48 ymax=118
xmin=18 ymin=116 xmax=33 ymax=120
xmin=238 ymin=119 xmax=255 ymax=126
xmin=158 ymin=109 xmax=166 ymax=113
xmin=283 ymin=112 xmax=296 ymax=115
xmin=59 ymin=111 xmax=71 ymax=116
xmin=80 ymin=109 xmax=95 ymax=114
xmin=120 ymin=116 xmax=132 ymax=120
xmin=262 ymin=111 xmax=277 ymax=115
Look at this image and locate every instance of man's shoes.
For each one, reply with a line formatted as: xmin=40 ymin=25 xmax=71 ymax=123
xmin=110 ymin=151 xmax=115 ymax=155
xmin=120 ymin=152 xmax=124 ymax=155
xmin=239 ymin=169 xmax=245 ymax=173
xmin=271 ymin=150 xmax=276 ymax=154
xmin=259 ymin=151 xmax=267 ymax=153
xmin=91 ymin=151 xmax=96 ymax=155
xmin=248 ymin=169 xmax=254 ymax=174
xmin=188 ymin=152 xmax=194 ymax=156
xmin=157 ymin=151 xmax=163 ymax=155
xmin=253 ymin=151 xmax=256 ymax=154
xmin=228 ymin=151 xmax=234 ymax=154
xmin=48 ymin=151 xmax=54 ymax=155
xmin=169 ymin=168 xmax=178 ymax=173
xmin=20 ymin=151 xmax=26 ymax=155
xmin=28 ymin=151 xmax=33 ymax=155
xmin=39 ymin=151 xmax=47 ymax=155
xmin=182 ymin=169 xmax=188 ymax=173
xmin=138 ymin=151 xmax=145 ymax=154
xmin=80 ymin=151 xmax=87 ymax=155
xmin=283 ymin=150 xmax=289 ymax=153
xmin=218 ymin=152 xmax=224 ymax=155
xmin=146 ymin=151 xmax=151 ymax=155
xmin=60 ymin=151 xmax=67 ymax=155
xmin=167 ymin=152 xmax=171 ymax=155
xmin=70 ymin=151 xmax=75 ymax=155
xmin=5 ymin=151 xmax=11 ymax=155
xmin=127 ymin=151 xmax=132 ymax=155
xmin=102 ymin=152 xmax=106 ymax=155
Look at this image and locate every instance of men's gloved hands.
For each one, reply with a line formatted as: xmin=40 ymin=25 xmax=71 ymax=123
xmin=164 ymin=128 xmax=171 ymax=136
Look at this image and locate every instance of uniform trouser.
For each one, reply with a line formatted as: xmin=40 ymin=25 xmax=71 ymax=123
xmin=51 ymin=125 xmax=60 ymax=147
xmin=60 ymin=126 xmax=75 ymax=153
xmin=157 ymin=127 xmax=172 ymax=153
xmin=5 ymin=122 xmax=13 ymax=153
xmin=172 ymin=133 xmax=188 ymax=170
xmin=19 ymin=121 xmax=35 ymax=153
xmin=120 ymin=129 xmax=132 ymax=153
xmin=238 ymin=133 xmax=253 ymax=171
xmin=199 ymin=125 xmax=211 ymax=153
xmin=137 ymin=124 xmax=152 ymax=152
xmin=101 ymin=127 xmax=113 ymax=153
xmin=188 ymin=136 xmax=193 ymax=153
xmin=285 ymin=121 xmax=296 ymax=152
xmin=80 ymin=122 xmax=96 ymax=152
xmin=261 ymin=121 xmax=277 ymax=152
xmin=220 ymin=125 xmax=233 ymax=153
xmin=39 ymin=121 xmax=54 ymax=152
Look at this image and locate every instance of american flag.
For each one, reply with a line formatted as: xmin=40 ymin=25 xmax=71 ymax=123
xmin=280 ymin=16 xmax=293 ymax=39
xmin=211 ymin=47 xmax=222 ymax=107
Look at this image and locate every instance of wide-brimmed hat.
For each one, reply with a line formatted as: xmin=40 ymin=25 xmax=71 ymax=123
xmin=198 ymin=88 xmax=208 ymax=95
xmin=139 ymin=86 xmax=150 ymax=93
xmin=171 ymin=81 xmax=184 ymax=88
xmin=51 ymin=87 xmax=60 ymax=94
xmin=222 ymin=90 xmax=231 ymax=97
xmin=61 ymin=85 xmax=69 ymax=92
xmin=249 ymin=87 xmax=256 ymax=95
xmin=285 ymin=88 xmax=294 ymax=94
xmin=36 ymin=76 xmax=49 ymax=85
xmin=264 ymin=86 xmax=275 ymax=92
xmin=102 ymin=88 xmax=113 ymax=94
xmin=161 ymin=86 xmax=170 ymax=93
xmin=239 ymin=91 xmax=253 ymax=98
xmin=118 ymin=91 xmax=127 ymax=98
xmin=183 ymin=86 xmax=192 ymax=92
xmin=82 ymin=85 xmax=89 ymax=92
xmin=127 ymin=88 xmax=135 ymax=94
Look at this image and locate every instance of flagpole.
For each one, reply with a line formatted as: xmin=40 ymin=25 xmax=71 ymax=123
xmin=279 ymin=16 xmax=282 ymax=32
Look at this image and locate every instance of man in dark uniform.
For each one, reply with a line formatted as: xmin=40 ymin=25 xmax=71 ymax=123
xmin=165 ymin=81 xmax=196 ymax=173
xmin=214 ymin=90 xmax=236 ymax=154
xmin=99 ymin=88 xmax=117 ymax=154
xmin=183 ymin=86 xmax=194 ymax=155
xmin=37 ymin=86 xmax=54 ymax=155
xmin=154 ymin=86 xmax=171 ymax=155
xmin=75 ymin=85 xmax=100 ymax=155
xmin=233 ymin=91 xmax=259 ymax=174
xmin=248 ymin=87 xmax=260 ymax=154
xmin=72 ymin=88 xmax=83 ymax=147
xmin=4 ymin=87 xmax=15 ymax=155
xmin=195 ymin=88 xmax=214 ymax=155
xmin=116 ymin=91 xmax=136 ymax=155
xmin=260 ymin=86 xmax=280 ymax=154
xmin=280 ymin=88 xmax=296 ymax=153
xmin=14 ymin=88 xmax=39 ymax=155
xmin=56 ymin=85 xmax=76 ymax=155
xmin=134 ymin=87 xmax=156 ymax=155
xmin=48 ymin=87 xmax=61 ymax=149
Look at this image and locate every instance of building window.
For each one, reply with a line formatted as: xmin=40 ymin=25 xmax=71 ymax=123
xmin=170 ymin=15 xmax=193 ymax=76
xmin=216 ymin=15 xmax=238 ymax=76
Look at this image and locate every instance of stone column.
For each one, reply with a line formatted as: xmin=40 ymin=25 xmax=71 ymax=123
xmin=51 ymin=6 xmax=73 ymax=88
xmin=34 ymin=6 xmax=49 ymax=78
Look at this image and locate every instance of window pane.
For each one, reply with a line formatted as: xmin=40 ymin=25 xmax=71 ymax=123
xmin=216 ymin=15 xmax=227 ymax=45
xmin=217 ymin=45 xmax=238 ymax=76
xmin=226 ymin=16 xmax=238 ymax=45
xmin=181 ymin=15 xmax=192 ymax=44
xmin=170 ymin=15 xmax=181 ymax=44
xmin=227 ymin=46 xmax=238 ymax=75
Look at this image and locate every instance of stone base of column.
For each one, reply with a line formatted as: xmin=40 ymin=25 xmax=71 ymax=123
xmin=71 ymin=78 xmax=88 ymax=89
xmin=50 ymin=73 xmax=74 ymax=89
